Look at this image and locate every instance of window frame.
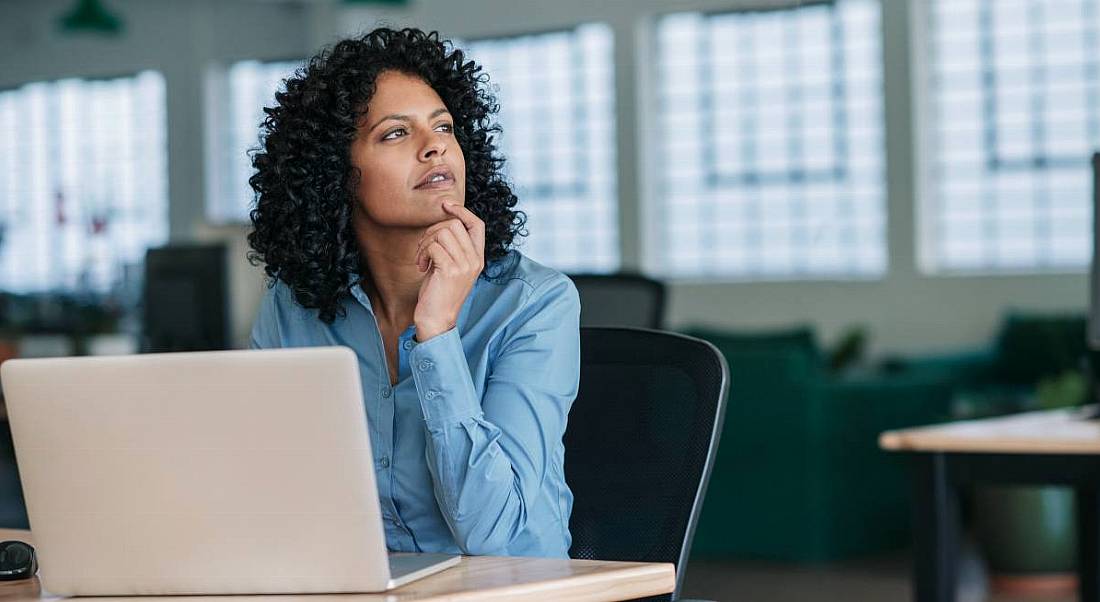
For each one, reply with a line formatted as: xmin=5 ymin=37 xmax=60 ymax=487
xmin=915 ymin=0 xmax=1099 ymax=276
xmin=0 ymin=69 xmax=169 ymax=295
xmin=647 ymin=0 xmax=890 ymax=283
xmin=460 ymin=22 xmax=622 ymax=273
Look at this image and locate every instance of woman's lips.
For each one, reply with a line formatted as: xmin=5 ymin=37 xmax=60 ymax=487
xmin=414 ymin=176 xmax=455 ymax=190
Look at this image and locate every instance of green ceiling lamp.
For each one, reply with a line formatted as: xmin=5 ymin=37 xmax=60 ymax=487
xmin=58 ymin=0 xmax=123 ymax=36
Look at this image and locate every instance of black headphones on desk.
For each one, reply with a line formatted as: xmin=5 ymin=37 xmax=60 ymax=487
xmin=0 ymin=541 xmax=36 ymax=580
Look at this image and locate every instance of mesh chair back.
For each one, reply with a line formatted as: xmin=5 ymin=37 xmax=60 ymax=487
xmin=566 ymin=327 xmax=729 ymax=601
xmin=568 ymin=274 xmax=666 ymax=329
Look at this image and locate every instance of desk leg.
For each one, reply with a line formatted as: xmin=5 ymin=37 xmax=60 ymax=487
xmin=912 ymin=453 xmax=959 ymax=602
xmin=1079 ymin=487 xmax=1099 ymax=602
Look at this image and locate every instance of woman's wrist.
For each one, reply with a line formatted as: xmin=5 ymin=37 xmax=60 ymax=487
xmin=415 ymin=319 xmax=454 ymax=342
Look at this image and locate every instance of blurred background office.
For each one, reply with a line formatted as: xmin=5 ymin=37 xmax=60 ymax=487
xmin=0 ymin=0 xmax=1096 ymax=600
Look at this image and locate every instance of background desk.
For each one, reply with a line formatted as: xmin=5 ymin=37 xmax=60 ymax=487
xmin=880 ymin=407 xmax=1100 ymax=602
xmin=0 ymin=529 xmax=674 ymax=602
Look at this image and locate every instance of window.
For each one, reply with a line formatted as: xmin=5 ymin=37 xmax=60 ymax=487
xmin=465 ymin=24 xmax=619 ymax=273
xmin=926 ymin=0 xmax=1100 ymax=273
xmin=207 ymin=59 xmax=302 ymax=224
xmin=0 ymin=71 xmax=168 ymax=294
xmin=654 ymin=0 xmax=886 ymax=279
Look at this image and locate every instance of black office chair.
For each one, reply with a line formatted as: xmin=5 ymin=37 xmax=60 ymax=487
xmin=566 ymin=327 xmax=729 ymax=602
xmin=568 ymin=273 xmax=666 ymax=329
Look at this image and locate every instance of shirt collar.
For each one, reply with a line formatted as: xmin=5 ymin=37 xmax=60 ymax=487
xmin=347 ymin=271 xmax=375 ymax=314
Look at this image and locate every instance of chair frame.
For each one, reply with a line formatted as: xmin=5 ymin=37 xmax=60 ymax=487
xmin=572 ymin=327 xmax=730 ymax=599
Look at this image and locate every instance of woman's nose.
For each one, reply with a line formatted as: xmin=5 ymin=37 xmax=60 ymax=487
xmin=420 ymin=134 xmax=447 ymax=161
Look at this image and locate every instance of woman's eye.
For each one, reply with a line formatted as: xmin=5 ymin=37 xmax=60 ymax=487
xmin=382 ymin=128 xmax=407 ymax=141
xmin=435 ymin=122 xmax=454 ymax=133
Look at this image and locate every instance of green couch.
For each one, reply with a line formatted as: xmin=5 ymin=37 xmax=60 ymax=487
xmin=878 ymin=312 xmax=1089 ymax=418
xmin=686 ymin=312 xmax=1089 ymax=563
xmin=684 ymin=326 xmax=956 ymax=562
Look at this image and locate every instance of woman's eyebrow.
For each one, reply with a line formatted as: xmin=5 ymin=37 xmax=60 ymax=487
xmin=368 ymin=107 xmax=451 ymax=134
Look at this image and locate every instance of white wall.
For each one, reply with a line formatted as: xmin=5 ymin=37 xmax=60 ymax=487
xmin=0 ymin=0 xmax=1088 ymax=355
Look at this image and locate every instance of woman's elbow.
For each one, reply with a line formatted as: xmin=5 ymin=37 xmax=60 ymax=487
xmin=452 ymin=492 xmax=530 ymax=555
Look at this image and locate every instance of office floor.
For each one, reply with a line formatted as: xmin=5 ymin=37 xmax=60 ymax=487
xmin=680 ymin=540 xmax=1076 ymax=602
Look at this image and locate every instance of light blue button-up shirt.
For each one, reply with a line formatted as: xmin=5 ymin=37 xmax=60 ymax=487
xmin=249 ymin=250 xmax=579 ymax=558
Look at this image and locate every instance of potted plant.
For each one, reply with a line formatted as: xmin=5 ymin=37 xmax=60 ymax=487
xmin=972 ymin=369 xmax=1087 ymax=598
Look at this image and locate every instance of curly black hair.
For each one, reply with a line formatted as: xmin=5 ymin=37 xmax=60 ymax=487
xmin=247 ymin=27 xmax=526 ymax=324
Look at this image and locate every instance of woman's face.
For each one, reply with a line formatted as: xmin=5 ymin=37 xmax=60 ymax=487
xmin=349 ymin=70 xmax=466 ymax=228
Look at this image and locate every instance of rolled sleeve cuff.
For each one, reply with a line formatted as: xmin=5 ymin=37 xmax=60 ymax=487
xmin=409 ymin=327 xmax=482 ymax=426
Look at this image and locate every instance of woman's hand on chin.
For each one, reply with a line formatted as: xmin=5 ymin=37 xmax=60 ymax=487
xmin=413 ymin=203 xmax=485 ymax=342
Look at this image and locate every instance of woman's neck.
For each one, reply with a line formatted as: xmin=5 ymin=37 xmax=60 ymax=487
xmin=355 ymin=221 xmax=426 ymax=328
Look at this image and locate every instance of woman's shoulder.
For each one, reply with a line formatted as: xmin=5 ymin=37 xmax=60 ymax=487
xmin=257 ymin=276 xmax=326 ymax=321
xmin=482 ymin=250 xmax=577 ymax=302
xmin=474 ymin=251 xmax=580 ymax=343
xmin=260 ymin=276 xmax=298 ymax=308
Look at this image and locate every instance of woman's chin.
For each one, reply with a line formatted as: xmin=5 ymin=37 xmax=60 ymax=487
xmin=426 ymin=194 xmax=463 ymax=212
xmin=418 ymin=202 xmax=459 ymax=225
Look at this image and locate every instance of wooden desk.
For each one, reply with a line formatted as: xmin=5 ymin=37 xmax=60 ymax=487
xmin=880 ymin=407 xmax=1100 ymax=602
xmin=0 ymin=530 xmax=674 ymax=602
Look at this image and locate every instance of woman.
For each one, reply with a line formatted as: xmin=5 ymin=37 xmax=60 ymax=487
xmin=246 ymin=27 xmax=579 ymax=559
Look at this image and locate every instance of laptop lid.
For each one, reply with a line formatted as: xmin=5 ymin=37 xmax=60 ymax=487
xmin=1 ymin=346 xmax=395 ymax=596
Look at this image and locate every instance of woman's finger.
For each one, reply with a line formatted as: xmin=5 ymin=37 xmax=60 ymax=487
xmin=416 ymin=218 xmax=464 ymax=259
xmin=421 ymin=218 xmax=463 ymax=241
xmin=423 ymin=240 xmax=459 ymax=273
xmin=433 ymin=227 xmax=472 ymax=271
xmin=417 ymin=218 xmax=479 ymax=269
xmin=442 ymin=203 xmax=485 ymax=256
xmin=444 ymin=218 xmax=479 ymax=265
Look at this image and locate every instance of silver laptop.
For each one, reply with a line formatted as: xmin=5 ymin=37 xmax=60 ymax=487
xmin=0 ymin=346 xmax=459 ymax=596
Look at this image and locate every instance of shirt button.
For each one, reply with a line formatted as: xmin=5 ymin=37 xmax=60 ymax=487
xmin=418 ymin=360 xmax=433 ymax=372
xmin=379 ymin=456 xmax=390 ymax=468
xmin=424 ymin=390 xmax=437 ymax=400
xmin=381 ymin=386 xmax=392 ymax=398
xmin=402 ymin=340 xmax=414 ymax=351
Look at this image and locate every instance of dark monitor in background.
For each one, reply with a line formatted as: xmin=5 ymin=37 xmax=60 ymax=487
xmin=1091 ymin=153 xmax=1100 ymax=351
xmin=142 ymin=244 xmax=229 ymax=353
